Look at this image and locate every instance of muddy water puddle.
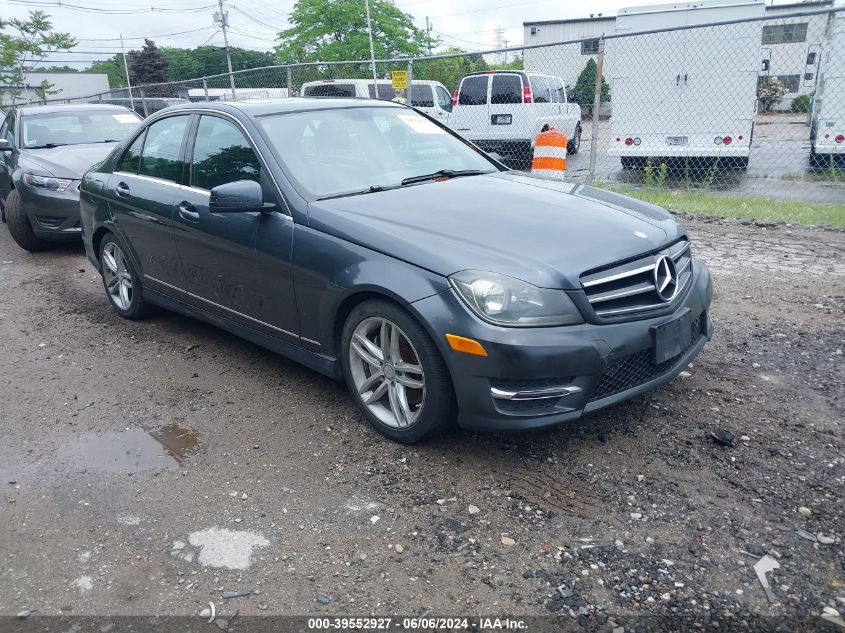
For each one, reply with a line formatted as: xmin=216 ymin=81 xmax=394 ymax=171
xmin=56 ymin=424 xmax=199 ymax=473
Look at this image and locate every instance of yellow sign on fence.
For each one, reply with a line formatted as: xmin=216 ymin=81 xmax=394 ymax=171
xmin=391 ymin=70 xmax=408 ymax=89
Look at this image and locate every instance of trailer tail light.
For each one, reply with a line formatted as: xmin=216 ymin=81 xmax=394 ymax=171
xmin=452 ymin=89 xmax=458 ymax=106
xmin=625 ymin=137 xmax=634 ymax=146
xmin=723 ymin=136 xmax=732 ymax=145
xmin=633 ymin=137 xmax=641 ymax=146
xmin=836 ymin=134 xmax=844 ymax=143
xmin=523 ymin=86 xmax=533 ymax=103
xmin=714 ymin=136 xmax=733 ymax=145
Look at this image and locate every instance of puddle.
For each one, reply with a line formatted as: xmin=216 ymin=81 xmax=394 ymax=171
xmin=149 ymin=423 xmax=199 ymax=463
xmin=56 ymin=424 xmax=199 ymax=473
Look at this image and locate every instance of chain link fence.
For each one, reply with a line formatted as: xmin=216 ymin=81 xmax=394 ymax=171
xmin=5 ymin=6 xmax=844 ymax=200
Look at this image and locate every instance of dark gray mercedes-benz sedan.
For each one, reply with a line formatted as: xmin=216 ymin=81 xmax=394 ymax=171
xmin=80 ymin=99 xmax=712 ymax=443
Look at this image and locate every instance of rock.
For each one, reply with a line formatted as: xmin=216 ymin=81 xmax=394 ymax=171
xmin=222 ymin=590 xmax=251 ymax=599
xmin=817 ymin=534 xmax=835 ymax=545
xmin=637 ymin=475 xmax=645 ymax=482
xmin=394 ymin=544 xmax=404 ymax=553
xmin=630 ymin=512 xmax=642 ymax=520
xmin=199 ymin=608 xmax=212 ymax=619
xmin=613 ymin=627 xmax=625 ymax=633
xmin=501 ymin=536 xmax=516 ymax=547
xmin=16 ymin=610 xmax=31 ymax=619
xmin=557 ymin=585 xmax=573 ymax=598
xmin=798 ymin=506 xmax=812 ymax=516
xmin=258 ymin=603 xmax=268 ymax=610
xmin=615 ymin=539 xmax=624 ymax=550
xmin=741 ymin=435 xmax=751 ymax=441
xmin=370 ymin=515 xmax=380 ymax=524
xmin=315 ymin=595 xmax=331 ymax=605
xmin=241 ymin=493 xmax=248 ymax=501
xmin=468 ymin=504 xmax=480 ymax=515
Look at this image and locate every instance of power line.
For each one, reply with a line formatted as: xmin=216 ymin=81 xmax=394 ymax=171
xmin=429 ymin=0 xmax=555 ymax=19
xmin=76 ymin=26 xmax=215 ymax=42
xmin=1 ymin=0 xmax=218 ymax=14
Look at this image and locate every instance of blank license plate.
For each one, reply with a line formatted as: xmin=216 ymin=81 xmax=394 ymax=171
xmin=667 ymin=136 xmax=688 ymax=146
xmin=492 ymin=114 xmax=512 ymax=125
xmin=651 ymin=310 xmax=692 ymax=365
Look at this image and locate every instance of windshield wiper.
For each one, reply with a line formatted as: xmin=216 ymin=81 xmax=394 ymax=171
xmin=317 ymin=184 xmax=394 ymax=201
xmin=400 ymin=169 xmax=491 ymax=186
xmin=27 ymin=143 xmax=68 ymax=149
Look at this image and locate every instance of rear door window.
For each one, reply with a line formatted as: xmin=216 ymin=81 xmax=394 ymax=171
xmin=409 ymin=85 xmax=434 ymax=108
xmin=491 ymin=74 xmax=523 ymax=104
xmin=458 ymin=76 xmax=488 ymax=105
xmin=303 ymin=83 xmax=356 ymax=97
xmin=138 ymin=115 xmax=190 ymax=183
xmin=531 ymin=76 xmax=552 ymax=103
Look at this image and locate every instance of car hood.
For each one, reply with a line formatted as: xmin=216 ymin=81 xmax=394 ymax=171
xmin=306 ymin=172 xmax=684 ymax=289
xmin=18 ymin=143 xmax=119 ymax=179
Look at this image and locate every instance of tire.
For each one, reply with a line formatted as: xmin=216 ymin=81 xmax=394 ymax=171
xmin=99 ymin=233 xmax=152 ymax=320
xmin=567 ymin=125 xmax=581 ymax=155
xmin=5 ymin=189 xmax=50 ymax=252
xmin=341 ymin=299 xmax=456 ymax=443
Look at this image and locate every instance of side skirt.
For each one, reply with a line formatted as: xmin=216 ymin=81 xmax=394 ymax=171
xmin=144 ymin=288 xmax=340 ymax=380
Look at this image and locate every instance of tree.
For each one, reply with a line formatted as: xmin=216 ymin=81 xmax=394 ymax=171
xmin=412 ymin=47 xmax=488 ymax=92
xmin=0 ymin=11 xmax=76 ymax=104
xmin=757 ymin=76 xmax=786 ymax=113
xmin=34 ymin=65 xmax=78 ymax=73
xmin=161 ymin=46 xmax=274 ymax=80
xmin=88 ymin=56 xmax=126 ymax=89
xmin=275 ymin=0 xmax=431 ymax=63
xmin=572 ymin=58 xmax=609 ymax=109
xmin=128 ymin=39 xmax=169 ymax=93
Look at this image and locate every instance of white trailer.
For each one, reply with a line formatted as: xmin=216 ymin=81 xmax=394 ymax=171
xmin=810 ymin=12 xmax=845 ymax=167
xmin=608 ymin=0 xmax=765 ymax=169
xmin=185 ymin=87 xmax=289 ymax=102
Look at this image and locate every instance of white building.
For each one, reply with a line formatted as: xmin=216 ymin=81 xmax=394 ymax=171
xmin=523 ymin=0 xmax=835 ymax=110
xmin=0 ymin=72 xmax=110 ymax=106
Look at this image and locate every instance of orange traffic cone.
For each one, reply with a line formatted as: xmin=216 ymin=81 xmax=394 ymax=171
xmin=531 ymin=127 xmax=568 ymax=179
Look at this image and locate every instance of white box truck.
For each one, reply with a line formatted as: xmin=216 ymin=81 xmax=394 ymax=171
xmin=609 ymin=0 xmax=765 ymax=170
xmin=810 ymin=12 xmax=845 ymax=168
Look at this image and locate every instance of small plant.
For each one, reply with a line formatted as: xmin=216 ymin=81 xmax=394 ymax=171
xmin=656 ymin=162 xmax=668 ymax=188
xmin=683 ymin=158 xmax=692 ymax=189
xmin=643 ymin=160 xmax=654 ymax=187
xmin=791 ymin=94 xmax=811 ymax=113
xmin=701 ymin=160 xmax=720 ymax=189
xmin=757 ymin=76 xmax=787 ymax=112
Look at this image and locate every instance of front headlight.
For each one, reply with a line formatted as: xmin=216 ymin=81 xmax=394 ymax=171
xmin=23 ymin=173 xmax=73 ymax=191
xmin=449 ymin=270 xmax=584 ymax=327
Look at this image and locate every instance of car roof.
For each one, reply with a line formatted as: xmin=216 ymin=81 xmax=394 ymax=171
xmin=16 ymin=103 xmax=138 ymax=115
xmin=300 ymin=79 xmax=442 ymax=85
xmin=159 ymin=97 xmax=408 ymax=117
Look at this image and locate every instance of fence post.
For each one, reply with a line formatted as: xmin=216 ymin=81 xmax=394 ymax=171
xmin=587 ymin=37 xmax=605 ymax=184
xmin=203 ymin=79 xmax=209 ymax=101
xmin=139 ymin=88 xmax=149 ymax=117
xmin=286 ymin=66 xmax=293 ymax=98
xmin=406 ymin=59 xmax=413 ymax=104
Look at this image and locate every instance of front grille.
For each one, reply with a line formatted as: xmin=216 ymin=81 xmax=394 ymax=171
xmin=580 ymin=239 xmax=693 ymax=320
xmin=588 ymin=314 xmax=703 ymax=403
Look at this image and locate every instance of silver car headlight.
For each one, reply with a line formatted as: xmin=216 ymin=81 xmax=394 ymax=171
xmin=23 ymin=173 xmax=73 ymax=191
xmin=449 ymin=270 xmax=584 ymax=327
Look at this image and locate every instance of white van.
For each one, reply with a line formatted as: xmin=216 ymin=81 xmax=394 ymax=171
xmin=447 ymin=71 xmax=582 ymax=168
xmin=299 ymin=79 xmax=453 ymax=121
xmin=810 ymin=12 xmax=844 ymax=168
xmin=609 ymin=0 xmax=764 ymax=170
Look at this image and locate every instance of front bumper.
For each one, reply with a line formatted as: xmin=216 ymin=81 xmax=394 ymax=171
xmin=16 ymin=182 xmax=82 ymax=241
xmin=411 ymin=258 xmax=713 ymax=432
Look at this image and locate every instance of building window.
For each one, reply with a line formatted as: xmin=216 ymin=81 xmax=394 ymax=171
xmin=759 ymin=74 xmax=801 ymax=93
xmin=581 ymin=38 xmax=599 ymax=54
xmin=761 ymin=22 xmax=808 ymax=45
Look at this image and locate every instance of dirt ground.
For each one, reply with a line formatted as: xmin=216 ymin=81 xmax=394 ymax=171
xmin=0 ymin=215 xmax=842 ymax=630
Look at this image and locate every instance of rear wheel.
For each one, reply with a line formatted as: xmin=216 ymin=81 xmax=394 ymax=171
xmin=5 ymin=189 xmax=50 ymax=252
xmin=567 ymin=125 xmax=581 ymax=154
xmin=341 ymin=299 xmax=456 ymax=443
xmin=99 ymin=234 xmax=152 ymax=320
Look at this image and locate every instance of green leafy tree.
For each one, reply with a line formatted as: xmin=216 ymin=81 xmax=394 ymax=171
xmin=275 ymin=0 xmax=431 ymax=63
xmin=0 ymin=10 xmax=76 ymax=104
xmin=34 ymin=64 xmax=79 ymax=73
xmin=129 ymin=39 xmax=170 ymax=94
xmin=757 ymin=76 xmax=786 ymax=112
xmin=572 ymin=58 xmax=609 ymax=108
xmin=412 ymin=48 xmax=488 ymax=93
xmin=89 ymin=56 xmax=126 ymax=88
xmin=491 ymin=56 xmax=523 ymax=71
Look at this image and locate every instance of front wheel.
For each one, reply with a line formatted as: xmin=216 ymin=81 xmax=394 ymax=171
xmin=99 ymin=234 xmax=152 ymax=320
xmin=341 ymin=300 xmax=456 ymax=443
xmin=5 ymin=189 xmax=50 ymax=252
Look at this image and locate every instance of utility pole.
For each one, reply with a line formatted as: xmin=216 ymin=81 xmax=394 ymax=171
xmin=119 ymin=34 xmax=135 ymax=112
xmin=425 ymin=16 xmax=433 ymax=54
xmin=364 ymin=0 xmax=378 ymax=87
xmin=493 ymin=27 xmax=505 ymax=64
xmin=215 ymin=0 xmax=237 ymax=100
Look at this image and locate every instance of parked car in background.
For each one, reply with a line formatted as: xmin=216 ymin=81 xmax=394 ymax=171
xmin=0 ymin=103 xmax=141 ymax=251
xmin=609 ymin=0 xmax=764 ymax=170
xmin=80 ymin=98 xmax=712 ymax=443
xmin=299 ymin=79 xmax=453 ymax=121
xmin=810 ymin=11 xmax=844 ymax=169
xmin=447 ymin=70 xmax=582 ymax=168
xmin=97 ymin=97 xmax=189 ymax=118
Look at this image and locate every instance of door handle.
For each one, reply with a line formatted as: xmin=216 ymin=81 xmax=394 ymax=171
xmin=115 ymin=181 xmax=130 ymax=198
xmin=178 ymin=201 xmax=200 ymax=222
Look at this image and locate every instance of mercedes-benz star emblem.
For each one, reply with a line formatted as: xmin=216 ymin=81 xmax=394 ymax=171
xmin=653 ymin=255 xmax=679 ymax=302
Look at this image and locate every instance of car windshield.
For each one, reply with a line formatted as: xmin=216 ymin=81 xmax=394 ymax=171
xmin=257 ymin=106 xmax=497 ymax=198
xmin=22 ymin=110 xmax=141 ymax=149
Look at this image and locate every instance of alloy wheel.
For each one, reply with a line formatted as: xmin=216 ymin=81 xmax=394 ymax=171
xmin=102 ymin=242 xmax=133 ymax=311
xmin=348 ymin=317 xmax=426 ymax=428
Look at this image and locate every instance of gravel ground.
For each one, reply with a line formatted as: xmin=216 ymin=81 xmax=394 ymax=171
xmin=0 ymin=215 xmax=842 ymax=631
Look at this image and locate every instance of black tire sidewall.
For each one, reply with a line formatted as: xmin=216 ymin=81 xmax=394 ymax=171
xmin=340 ymin=299 xmax=455 ymax=443
xmin=5 ymin=189 xmax=49 ymax=252
xmin=99 ymin=234 xmax=149 ymax=320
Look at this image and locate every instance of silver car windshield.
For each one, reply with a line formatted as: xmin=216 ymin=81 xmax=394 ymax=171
xmin=22 ymin=111 xmax=141 ymax=148
xmin=258 ymin=107 xmax=496 ymax=198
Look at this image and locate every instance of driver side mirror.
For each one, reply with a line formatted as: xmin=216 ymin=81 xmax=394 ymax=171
xmin=0 ymin=139 xmax=13 ymax=152
xmin=209 ymin=180 xmax=273 ymax=213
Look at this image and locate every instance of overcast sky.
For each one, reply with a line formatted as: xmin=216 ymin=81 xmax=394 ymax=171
xmin=0 ymin=0 xmax=838 ymax=69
